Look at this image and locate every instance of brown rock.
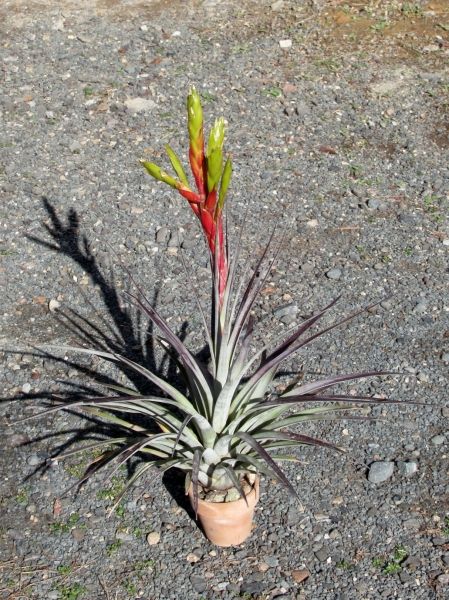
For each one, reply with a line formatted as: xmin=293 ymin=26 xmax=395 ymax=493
xmin=292 ymin=569 xmax=310 ymax=584
xmin=146 ymin=531 xmax=160 ymax=545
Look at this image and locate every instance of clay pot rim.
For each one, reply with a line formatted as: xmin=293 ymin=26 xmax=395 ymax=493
xmin=187 ymin=476 xmax=260 ymax=513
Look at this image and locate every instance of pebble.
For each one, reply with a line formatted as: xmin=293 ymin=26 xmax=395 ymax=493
xmin=413 ymin=301 xmax=428 ymax=314
xmin=368 ymin=461 xmax=394 ymax=483
xmin=115 ymin=531 xmax=133 ymax=541
xmin=147 ymin=531 xmax=161 ymax=545
xmin=441 ymin=352 xmax=449 ymax=363
xmin=69 ymin=140 xmax=82 ymax=153
xmin=380 ymin=299 xmax=393 ymax=310
xmin=279 ymin=39 xmax=292 ymax=49
xmin=186 ymin=552 xmax=201 ymax=563
xmin=240 ymin=579 xmax=265 ymax=595
xmin=396 ymin=460 xmax=418 ymax=476
xmin=124 ymin=97 xmax=156 ymax=114
xmin=156 ymin=227 xmax=170 ymax=244
xmin=264 ymin=555 xmax=279 ymax=567
xmin=22 ymin=382 xmax=31 ymax=394
xmin=367 ymin=198 xmax=381 ymax=209
xmin=431 ymin=434 xmax=446 ymax=446
xmin=432 ymin=536 xmax=448 ymax=546
xmin=190 ymin=575 xmax=207 ymax=593
xmin=292 ymin=569 xmax=310 ymax=583
xmin=417 ymin=371 xmax=429 ymax=383
xmin=271 ymin=0 xmax=284 ymax=10
xmin=71 ymin=528 xmax=85 ymax=542
xmin=442 ymin=407 xmax=449 ymax=418
xmin=7 ymin=433 xmax=30 ymax=447
xmin=437 ymin=573 xmax=449 ymax=585
xmin=325 ymin=268 xmax=342 ymax=280
xmin=27 ymin=454 xmax=41 ymax=466
xmin=274 ymin=303 xmax=298 ymax=324
xmin=314 ymin=547 xmax=330 ymax=562
xmin=169 ymin=231 xmax=183 ymax=248
xmin=403 ymin=517 xmax=422 ymax=532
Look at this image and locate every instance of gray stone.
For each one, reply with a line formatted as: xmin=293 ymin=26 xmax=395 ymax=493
xmin=431 ymin=434 xmax=446 ymax=446
xmin=190 ymin=575 xmax=207 ymax=593
xmin=442 ymin=407 xmax=449 ymax=418
xmin=69 ymin=140 xmax=82 ymax=153
xmin=271 ymin=0 xmax=284 ymax=10
xmin=168 ymin=231 xmax=182 ymax=248
xmin=403 ymin=517 xmax=422 ymax=531
xmin=27 ymin=454 xmax=41 ymax=466
xmin=240 ymin=580 xmax=265 ymax=595
xmin=399 ymin=571 xmax=412 ymax=583
xmin=396 ymin=460 xmax=418 ymax=477
xmin=368 ymin=461 xmax=394 ymax=483
xmin=432 ymin=536 xmax=448 ymax=546
xmin=124 ymin=97 xmax=156 ymax=114
xmin=367 ymin=198 xmax=381 ymax=209
xmin=48 ymin=592 xmax=61 ymax=600
xmin=417 ymin=371 xmax=429 ymax=383
xmin=7 ymin=433 xmax=30 ymax=447
xmin=442 ymin=352 xmax=449 ymax=363
xmin=156 ymin=227 xmax=170 ymax=244
xmin=274 ymin=304 xmax=298 ymax=319
xmin=437 ymin=573 xmax=449 ymax=585
xmin=413 ymin=301 xmax=427 ymax=314
xmin=326 ymin=268 xmax=342 ymax=280
xmin=71 ymin=528 xmax=85 ymax=542
xmin=314 ymin=546 xmax=330 ymax=562
xmin=263 ymin=555 xmax=279 ymax=567
xmin=115 ymin=531 xmax=133 ymax=541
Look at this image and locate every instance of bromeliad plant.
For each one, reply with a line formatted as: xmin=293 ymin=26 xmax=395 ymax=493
xmin=24 ymin=90 xmax=406 ymax=526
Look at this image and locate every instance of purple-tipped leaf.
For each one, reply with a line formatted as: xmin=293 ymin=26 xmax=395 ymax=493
xmin=282 ymin=371 xmax=398 ymax=398
xmin=235 ymin=431 xmax=298 ymax=499
xmin=222 ymin=465 xmax=249 ymax=506
xmin=171 ymin=415 xmax=193 ymax=457
xmin=191 ymin=448 xmax=203 ymax=518
xmin=255 ymin=430 xmax=344 ymax=453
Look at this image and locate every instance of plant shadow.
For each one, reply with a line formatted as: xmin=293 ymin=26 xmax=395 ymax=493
xmin=19 ymin=196 xmax=209 ymax=514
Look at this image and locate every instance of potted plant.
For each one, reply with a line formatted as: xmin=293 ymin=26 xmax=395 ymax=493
xmin=22 ymin=89 xmax=406 ymax=547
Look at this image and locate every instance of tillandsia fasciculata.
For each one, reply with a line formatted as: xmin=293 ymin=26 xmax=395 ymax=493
xmin=21 ymin=89 xmax=419 ymax=516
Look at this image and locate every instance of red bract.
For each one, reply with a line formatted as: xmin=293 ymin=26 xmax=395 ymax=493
xmin=141 ymin=88 xmax=231 ymax=304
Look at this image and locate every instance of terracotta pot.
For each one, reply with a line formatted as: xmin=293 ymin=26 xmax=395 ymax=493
xmin=188 ymin=478 xmax=260 ymax=547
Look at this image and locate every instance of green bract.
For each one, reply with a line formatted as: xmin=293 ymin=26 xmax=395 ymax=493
xmin=23 ymin=93 xmax=412 ymax=516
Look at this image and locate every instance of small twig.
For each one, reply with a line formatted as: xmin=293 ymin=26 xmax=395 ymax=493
xmin=98 ymin=575 xmax=112 ymax=600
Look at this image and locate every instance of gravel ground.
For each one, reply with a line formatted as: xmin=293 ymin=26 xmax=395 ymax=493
xmin=1 ymin=1 xmax=449 ymax=598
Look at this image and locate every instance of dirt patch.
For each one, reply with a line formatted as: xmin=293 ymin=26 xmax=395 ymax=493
xmin=0 ymin=0 xmax=183 ymax=28
xmin=317 ymin=0 xmax=449 ymax=65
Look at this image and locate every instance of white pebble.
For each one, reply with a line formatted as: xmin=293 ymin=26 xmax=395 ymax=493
xmin=279 ymin=39 xmax=292 ymax=49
